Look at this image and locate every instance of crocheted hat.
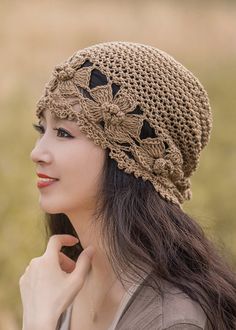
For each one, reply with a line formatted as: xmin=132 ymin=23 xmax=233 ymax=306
xmin=36 ymin=41 xmax=212 ymax=207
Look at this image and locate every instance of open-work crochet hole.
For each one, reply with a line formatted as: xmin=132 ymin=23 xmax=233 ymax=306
xmin=89 ymin=69 xmax=108 ymax=89
xmin=139 ymin=120 xmax=157 ymax=140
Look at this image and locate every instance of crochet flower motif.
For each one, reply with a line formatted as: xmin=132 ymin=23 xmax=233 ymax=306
xmin=132 ymin=137 xmax=184 ymax=182
xmin=54 ymin=63 xmax=76 ymax=81
xmin=50 ymin=62 xmax=144 ymax=144
xmin=53 ymin=62 xmax=92 ymax=91
xmin=81 ymin=84 xmax=144 ymax=143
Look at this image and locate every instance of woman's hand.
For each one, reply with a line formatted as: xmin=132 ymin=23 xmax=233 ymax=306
xmin=19 ymin=234 xmax=94 ymax=330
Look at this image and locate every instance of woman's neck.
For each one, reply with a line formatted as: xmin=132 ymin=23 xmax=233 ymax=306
xmin=66 ymin=209 xmax=121 ymax=287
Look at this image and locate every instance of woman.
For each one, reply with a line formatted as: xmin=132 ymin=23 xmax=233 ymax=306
xmin=19 ymin=42 xmax=236 ymax=330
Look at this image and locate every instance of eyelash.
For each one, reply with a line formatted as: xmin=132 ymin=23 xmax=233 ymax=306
xmin=32 ymin=124 xmax=74 ymax=139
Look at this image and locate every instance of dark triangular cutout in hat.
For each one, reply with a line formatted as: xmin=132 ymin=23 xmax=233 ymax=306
xmin=129 ymin=105 xmax=144 ymax=115
xmin=111 ymin=83 xmax=120 ymax=97
xmin=139 ymin=120 xmax=157 ymax=139
xmin=89 ymin=69 xmax=108 ymax=89
xmin=81 ymin=59 xmax=93 ymax=68
xmin=77 ymin=86 xmax=95 ymax=101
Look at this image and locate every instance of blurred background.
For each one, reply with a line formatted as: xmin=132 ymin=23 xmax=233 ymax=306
xmin=0 ymin=0 xmax=236 ymax=328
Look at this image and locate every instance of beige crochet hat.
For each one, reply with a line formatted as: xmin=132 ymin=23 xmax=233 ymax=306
xmin=36 ymin=41 xmax=212 ymax=207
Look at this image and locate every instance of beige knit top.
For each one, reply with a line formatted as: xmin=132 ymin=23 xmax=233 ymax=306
xmin=56 ymin=274 xmax=211 ymax=330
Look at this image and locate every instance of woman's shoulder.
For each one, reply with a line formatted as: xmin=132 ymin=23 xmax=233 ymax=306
xmin=160 ymin=279 xmax=209 ymax=329
xmin=116 ymin=276 xmax=210 ymax=330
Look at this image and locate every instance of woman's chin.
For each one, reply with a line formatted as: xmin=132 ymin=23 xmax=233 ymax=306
xmin=38 ymin=197 xmax=63 ymax=214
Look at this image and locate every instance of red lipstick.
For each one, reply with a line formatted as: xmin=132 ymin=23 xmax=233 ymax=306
xmin=36 ymin=173 xmax=59 ymax=188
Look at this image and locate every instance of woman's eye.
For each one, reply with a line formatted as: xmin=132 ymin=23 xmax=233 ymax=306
xmin=32 ymin=124 xmax=73 ymax=139
xmin=54 ymin=128 xmax=74 ymax=138
xmin=32 ymin=123 xmax=45 ymax=134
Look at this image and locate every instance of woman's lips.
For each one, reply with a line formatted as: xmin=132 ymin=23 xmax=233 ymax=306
xmin=36 ymin=173 xmax=59 ymax=188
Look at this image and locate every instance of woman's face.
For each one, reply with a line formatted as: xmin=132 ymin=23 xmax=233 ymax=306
xmin=30 ymin=109 xmax=106 ymax=215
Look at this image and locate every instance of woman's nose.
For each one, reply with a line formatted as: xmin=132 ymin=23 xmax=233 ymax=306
xmin=30 ymin=139 xmax=52 ymax=164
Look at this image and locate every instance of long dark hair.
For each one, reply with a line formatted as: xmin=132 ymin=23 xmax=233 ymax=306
xmin=44 ymin=148 xmax=236 ymax=329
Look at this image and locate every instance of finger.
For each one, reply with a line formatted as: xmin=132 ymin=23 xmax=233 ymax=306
xmin=59 ymin=252 xmax=76 ymax=273
xmin=69 ymin=246 xmax=95 ymax=289
xmin=45 ymin=234 xmax=79 ymax=259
